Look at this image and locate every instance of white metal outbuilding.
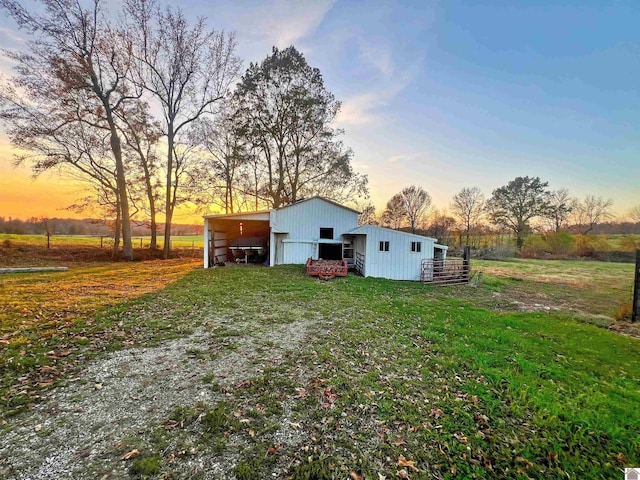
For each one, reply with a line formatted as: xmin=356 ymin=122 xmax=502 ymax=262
xmin=203 ymin=196 xmax=448 ymax=281
xmin=344 ymin=225 xmax=448 ymax=281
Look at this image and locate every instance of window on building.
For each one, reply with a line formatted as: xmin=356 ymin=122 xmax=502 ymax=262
xmin=320 ymin=228 xmax=334 ymax=239
xmin=411 ymin=241 xmax=421 ymax=253
xmin=379 ymin=241 xmax=390 ymax=252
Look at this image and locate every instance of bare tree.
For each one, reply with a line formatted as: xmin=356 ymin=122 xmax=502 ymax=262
xmin=0 ymin=0 xmax=140 ymax=259
xmin=451 ymin=186 xmax=485 ymax=246
xmin=629 ymin=205 xmax=640 ymax=223
xmin=126 ymin=0 xmax=241 ymax=258
xmin=573 ymin=195 xmax=613 ymax=234
xmin=425 ymin=210 xmax=456 ymax=244
xmin=190 ymin=104 xmax=247 ymax=214
xmin=357 ymin=203 xmax=377 ymax=226
xmin=545 ymin=188 xmax=574 ymax=233
xmin=117 ymin=101 xmax=162 ymax=249
xmin=382 ymin=194 xmax=406 ymax=230
xmin=399 ymin=185 xmax=432 ymax=234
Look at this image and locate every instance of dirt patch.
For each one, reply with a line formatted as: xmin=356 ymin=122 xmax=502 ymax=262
xmin=608 ymin=321 xmax=640 ymax=339
xmin=0 ymin=314 xmax=317 ymax=479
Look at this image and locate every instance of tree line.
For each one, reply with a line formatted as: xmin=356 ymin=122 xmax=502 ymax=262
xmin=0 ymin=0 xmax=367 ymax=260
xmin=364 ymin=178 xmax=640 ymax=250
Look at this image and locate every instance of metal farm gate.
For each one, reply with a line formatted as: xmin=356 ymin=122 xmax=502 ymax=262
xmin=421 ymin=257 xmax=470 ymax=286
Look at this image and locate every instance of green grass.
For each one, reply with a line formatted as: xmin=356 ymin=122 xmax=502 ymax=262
xmin=0 ymin=233 xmax=203 ymax=249
xmin=473 ymin=258 xmax=634 ymax=317
xmin=2 ymin=259 xmax=638 ymax=478
xmin=101 ymin=264 xmax=639 ymax=478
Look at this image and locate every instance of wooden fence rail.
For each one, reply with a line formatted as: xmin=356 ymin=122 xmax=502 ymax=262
xmin=421 ymin=257 xmax=470 ymax=286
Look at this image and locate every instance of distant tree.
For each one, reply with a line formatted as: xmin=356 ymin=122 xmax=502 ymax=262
xmin=451 ymin=186 xmax=485 ymax=246
xmin=630 ymin=205 xmax=640 ymax=223
xmin=573 ymin=195 xmax=613 ymax=234
xmin=426 ymin=210 xmax=456 ymax=244
xmin=358 ymin=203 xmax=377 ymax=226
xmin=399 ymin=186 xmax=432 ymax=234
xmin=191 ymin=105 xmax=247 ymax=214
xmin=125 ymin=0 xmax=241 ymax=258
xmin=486 ymin=176 xmax=551 ymax=248
xmin=382 ymin=194 xmax=406 ymax=230
xmin=545 ymin=188 xmax=574 ymax=233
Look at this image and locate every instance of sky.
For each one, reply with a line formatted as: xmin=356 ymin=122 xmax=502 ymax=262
xmin=0 ymin=0 xmax=638 ymax=222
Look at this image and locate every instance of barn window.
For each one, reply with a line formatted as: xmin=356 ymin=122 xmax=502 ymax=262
xmin=320 ymin=228 xmax=334 ymax=239
xmin=411 ymin=241 xmax=421 ymax=253
xmin=379 ymin=241 xmax=390 ymax=252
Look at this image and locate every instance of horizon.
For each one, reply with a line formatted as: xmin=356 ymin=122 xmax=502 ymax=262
xmin=0 ymin=0 xmax=638 ymax=222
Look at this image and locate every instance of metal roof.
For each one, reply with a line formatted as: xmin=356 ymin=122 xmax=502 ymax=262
xmin=345 ymin=224 xmax=447 ymax=248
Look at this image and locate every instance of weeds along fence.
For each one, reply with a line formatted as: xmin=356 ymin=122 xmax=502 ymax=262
xmin=0 ymin=234 xmax=203 ymax=258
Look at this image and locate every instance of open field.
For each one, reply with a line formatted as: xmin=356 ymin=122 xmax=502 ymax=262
xmin=0 ymin=234 xmax=203 ymax=258
xmin=0 ymin=250 xmax=638 ymax=478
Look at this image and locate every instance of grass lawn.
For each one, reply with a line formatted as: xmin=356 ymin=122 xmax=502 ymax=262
xmin=1 ymin=257 xmax=638 ymax=478
xmin=0 ymin=233 xmax=203 ymax=253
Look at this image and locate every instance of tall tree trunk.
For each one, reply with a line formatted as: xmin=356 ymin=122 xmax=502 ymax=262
xmin=144 ymin=166 xmax=157 ymax=250
xmin=112 ymin=202 xmax=121 ymax=260
xmin=163 ymin=130 xmax=174 ymax=259
xmin=109 ymin=125 xmax=134 ymax=260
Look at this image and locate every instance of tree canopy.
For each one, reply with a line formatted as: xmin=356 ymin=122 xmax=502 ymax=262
xmin=486 ymin=176 xmax=551 ymax=248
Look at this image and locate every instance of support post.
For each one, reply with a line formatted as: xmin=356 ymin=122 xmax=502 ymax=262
xmin=463 ymin=245 xmax=471 ymax=282
xmin=632 ymin=249 xmax=639 ymax=323
xmin=203 ymin=220 xmax=210 ymax=268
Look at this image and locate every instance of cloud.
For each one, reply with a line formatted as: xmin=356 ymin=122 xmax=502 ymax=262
xmin=234 ymin=0 xmax=336 ymax=59
xmin=336 ymin=70 xmax=415 ymax=127
xmin=358 ymin=41 xmax=394 ymax=77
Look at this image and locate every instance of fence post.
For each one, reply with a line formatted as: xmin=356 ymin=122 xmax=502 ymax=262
xmin=632 ymin=249 xmax=639 ymax=323
xmin=463 ymin=245 xmax=471 ymax=282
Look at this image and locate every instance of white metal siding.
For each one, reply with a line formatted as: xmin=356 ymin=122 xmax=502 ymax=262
xmin=282 ymin=241 xmax=315 ymax=264
xmin=271 ymin=198 xmax=359 ymax=265
xmin=362 ymin=227 xmax=435 ymax=281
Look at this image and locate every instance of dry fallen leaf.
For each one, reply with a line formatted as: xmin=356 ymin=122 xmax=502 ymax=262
xmin=396 ymin=469 xmax=409 ymax=479
xmin=34 ymin=424 xmax=42 ymax=432
xmin=94 ymin=383 xmax=103 ymax=390
xmin=378 ymin=474 xmax=387 ymax=480
xmin=267 ymin=444 xmax=280 ymax=455
xmin=293 ymin=388 xmax=308 ymax=399
xmin=349 ymin=472 xmax=364 ymax=480
xmin=397 ymin=455 xmax=419 ymax=472
xmin=121 ymin=449 xmax=140 ymax=460
xmin=394 ymin=437 xmax=406 ymax=446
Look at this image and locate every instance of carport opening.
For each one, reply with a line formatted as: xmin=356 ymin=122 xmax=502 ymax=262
xmin=208 ymin=218 xmax=270 ymax=265
xmin=319 ymin=242 xmax=342 ymax=260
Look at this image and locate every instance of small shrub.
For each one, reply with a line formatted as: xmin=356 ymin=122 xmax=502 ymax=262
xmin=614 ymin=302 xmax=633 ymax=321
xmin=619 ymin=235 xmax=640 ymax=252
xmin=546 ymin=231 xmax=576 ymax=256
xmin=520 ymin=235 xmax=547 ymax=258
xmin=575 ymin=235 xmax=595 ymax=257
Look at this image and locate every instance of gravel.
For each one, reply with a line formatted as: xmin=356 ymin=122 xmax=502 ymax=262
xmin=0 ymin=315 xmax=317 ymax=479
